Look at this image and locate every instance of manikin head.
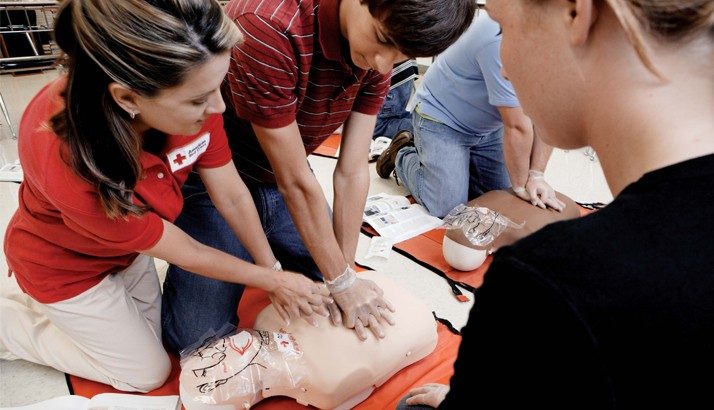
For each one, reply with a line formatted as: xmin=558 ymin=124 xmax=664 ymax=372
xmin=443 ymin=189 xmax=581 ymax=271
xmin=180 ymin=329 xmax=306 ymax=409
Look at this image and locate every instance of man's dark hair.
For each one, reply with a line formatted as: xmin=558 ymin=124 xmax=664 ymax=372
xmin=362 ymin=0 xmax=476 ymax=57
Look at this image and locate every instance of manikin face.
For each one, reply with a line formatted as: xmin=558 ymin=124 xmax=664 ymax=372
xmin=132 ymin=51 xmax=231 ymax=137
xmin=340 ymin=0 xmax=409 ymax=74
xmin=485 ymin=1 xmax=587 ymax=149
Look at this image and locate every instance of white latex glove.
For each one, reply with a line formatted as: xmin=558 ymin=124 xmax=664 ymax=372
xmin=514 ymin=170 xmax=565 ymax=211
xmin=404 ymin=383 xmax=450 ymax=408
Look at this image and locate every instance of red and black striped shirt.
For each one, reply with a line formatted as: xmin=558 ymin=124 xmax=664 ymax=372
xmin=222 ymin=0 xmax=391 ymax=183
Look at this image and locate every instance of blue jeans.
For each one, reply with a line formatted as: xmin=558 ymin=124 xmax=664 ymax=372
xmin=161 ymin=172 xmax=322 ymax=352
xmin=395 ymin=110 xmax=511 ymax=218
xmin=373 ymin=80 xmax=414 ymax=140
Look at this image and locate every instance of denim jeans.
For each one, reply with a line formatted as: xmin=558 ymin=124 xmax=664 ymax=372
xmin=161 ymin=172 xmax=322 ymax=352
xmin=395 ymin=110 xmax=511 ymax=218
xmin=373 ymin=79 xmax=414 ymax=140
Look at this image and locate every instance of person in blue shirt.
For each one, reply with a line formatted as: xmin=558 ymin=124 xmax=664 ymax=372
xmin=377 ymin=10 xmax=563 ymax=218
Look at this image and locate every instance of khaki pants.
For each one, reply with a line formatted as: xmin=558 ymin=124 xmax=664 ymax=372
xmin=0 ymin=254 xmax=171 ymax=392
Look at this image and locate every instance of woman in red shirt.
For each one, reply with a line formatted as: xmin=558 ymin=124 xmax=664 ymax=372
xmin=1 ymin=0 xmax=330 ymax=392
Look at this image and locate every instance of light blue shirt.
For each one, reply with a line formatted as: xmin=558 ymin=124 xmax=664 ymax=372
xmin=412 ymin=11 xmax=519 ymax=136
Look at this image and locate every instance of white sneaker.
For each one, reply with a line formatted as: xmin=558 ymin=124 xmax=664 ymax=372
xmin=368 ymin=136 xmax=392 ymax=162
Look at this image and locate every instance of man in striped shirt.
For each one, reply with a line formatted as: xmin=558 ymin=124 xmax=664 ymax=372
xmin=162 ymin=0 xmax=476 ymax=350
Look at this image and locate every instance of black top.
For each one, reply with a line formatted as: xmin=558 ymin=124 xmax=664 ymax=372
xmin=441 ymin=154 xmax=714 ymax=409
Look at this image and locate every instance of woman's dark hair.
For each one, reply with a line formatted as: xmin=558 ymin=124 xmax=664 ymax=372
xmin=603 ymin=0 xmax=713 ymax=76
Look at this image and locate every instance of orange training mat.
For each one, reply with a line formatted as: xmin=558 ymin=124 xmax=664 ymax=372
xmin=68 ymin=276 xmax=461 ymax=409
xmin=311 ymin=134 xmax=341 ymax=158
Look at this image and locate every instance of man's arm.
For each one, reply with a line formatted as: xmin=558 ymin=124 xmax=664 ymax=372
xmin=497 ymin=105 xmax=534 ymax=190
xmin=252 ymin=122 xmax=345 ymax=279
xmin=528 ymin=129 xmax=554 ymax=175
xmin=497 ymin=106 xmax=564 ymax=211
xmin=252 ymin=121 xmax=394 ymax=340
xmin=333 ymin=111 xmax=374 ymax=264
xmin=523 ymin=129 xmax=565 ymax=211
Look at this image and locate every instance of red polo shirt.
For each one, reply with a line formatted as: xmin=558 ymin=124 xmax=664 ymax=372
xmin=222 ymin=0 xmax=391 ymax=183
xmin=4 ymin=78 xmax=233 ymax=303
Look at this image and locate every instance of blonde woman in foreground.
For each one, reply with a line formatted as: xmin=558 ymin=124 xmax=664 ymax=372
xmin=401 ymin=0 xmax=714 ymax=408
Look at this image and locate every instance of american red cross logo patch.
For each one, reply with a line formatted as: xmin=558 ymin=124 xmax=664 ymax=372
xmin=166 ymin=133 xmax=210 ymax=173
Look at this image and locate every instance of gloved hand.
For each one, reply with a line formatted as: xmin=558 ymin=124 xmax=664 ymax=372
xmin=514 ymin=170 xmax=565 ymax=211
xmin=326 ymin=267 xmax=395 ymax=341
xmin=404 ymin=383 xmax=450 ymax=408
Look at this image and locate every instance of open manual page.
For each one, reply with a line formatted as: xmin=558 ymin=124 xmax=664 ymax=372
xmin=363 ymin=193 xmax=442 ymax=244
xmin=0 ymin=393 xmax=180 ymax=410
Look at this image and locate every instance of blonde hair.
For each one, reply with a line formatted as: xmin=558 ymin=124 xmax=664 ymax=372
xmin=604 ymin=0 xmax=713 ymax=77
xmin=51 ymin=0 xmax=242 ymax=218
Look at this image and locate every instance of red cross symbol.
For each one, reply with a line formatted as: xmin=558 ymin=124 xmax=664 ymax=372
xmin=173 ymin=153 xmax=187 ymax=166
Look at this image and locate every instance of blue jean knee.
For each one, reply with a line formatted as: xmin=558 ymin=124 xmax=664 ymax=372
xmin=395 ymin=111 xmax=510 ymax=218
xmin=373 ymin=79 xmax=414 ymax=139
xmin=395 ymin=111 xmax=474 ymax=218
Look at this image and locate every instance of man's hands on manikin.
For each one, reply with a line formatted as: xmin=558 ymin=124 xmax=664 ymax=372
xmin=514 ymin=170 xmax=565 ymax=211
xmin=404 ymin=383 xmax=450 ymax=407
xmin=324 ymin=266 xmax=395 ymax=340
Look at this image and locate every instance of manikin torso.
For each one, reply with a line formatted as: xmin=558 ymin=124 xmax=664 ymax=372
xmin=180 ymin=271 xmax=438 ymax=409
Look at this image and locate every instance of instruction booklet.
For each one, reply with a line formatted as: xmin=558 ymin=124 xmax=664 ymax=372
xmin=363 ymin=193 xmax=442 ymax=243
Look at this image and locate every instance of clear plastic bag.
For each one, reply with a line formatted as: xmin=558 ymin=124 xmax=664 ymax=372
xmin=440 ymin=203 xmax=524 ymax=247
xmin=179 ymin=326 xmax=307 ymax=409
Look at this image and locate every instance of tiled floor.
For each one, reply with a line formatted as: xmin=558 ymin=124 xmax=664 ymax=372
xmin=0 ymin=70 xmax=612 ymax=407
